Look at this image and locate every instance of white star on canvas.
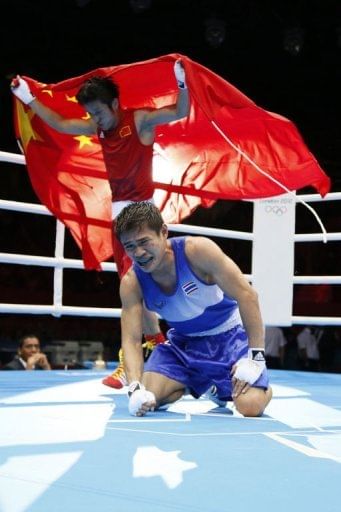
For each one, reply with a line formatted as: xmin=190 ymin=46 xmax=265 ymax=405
xmin=133 ymin=445 xmax=197 ymax=489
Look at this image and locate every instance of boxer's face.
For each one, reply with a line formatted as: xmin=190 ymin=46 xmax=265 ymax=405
xmin=85 ymin=98 xmax=119 ymax=131
xmin=121 ymin=223 xmax=168 ymax=273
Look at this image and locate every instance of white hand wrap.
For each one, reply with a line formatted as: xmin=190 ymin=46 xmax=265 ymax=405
xmin=128 ymin=380 xmax=143 ymax=397
xmin=174 ymin=60 xmax=187 ymax=89
xmin=234 ymin=348 xmax=266 ymax=385
xmin=11 ymin=76 xmax=35 ymax=105
xmin=128 ymin=388 xmax=156 ymax=416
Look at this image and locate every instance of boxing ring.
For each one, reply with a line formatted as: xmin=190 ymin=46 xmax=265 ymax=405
xmin=0 ymin=150 xmax=341 ymax=512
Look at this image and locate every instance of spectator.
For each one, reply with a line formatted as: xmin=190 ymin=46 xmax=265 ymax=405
xmin=297 ymin=326 xmax=323 ymax=371
xmin=318 ymin=327 xmax=340 ymax=372
xmin=264 ymin=326 xmax=287 ymax=369
xmin=1 ymin=334 xmax=51 ymax=370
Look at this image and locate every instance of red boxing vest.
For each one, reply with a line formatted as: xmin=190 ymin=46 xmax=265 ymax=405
xmin=98 ymin=109 xmax=154 ymax=201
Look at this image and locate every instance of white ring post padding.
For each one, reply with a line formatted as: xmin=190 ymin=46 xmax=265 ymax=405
xmin=53 ymin=220 xmax=65 ymax=317
xmin=252 ymin=193 xmax=296 ymax=325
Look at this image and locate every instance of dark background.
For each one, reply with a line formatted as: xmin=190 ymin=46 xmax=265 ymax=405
xmin=0 ymin=0 xmax=340 ymax=364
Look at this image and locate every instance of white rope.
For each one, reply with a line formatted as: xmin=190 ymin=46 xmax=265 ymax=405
xmin=168 ymin=223 xmax=253 ymax=240
xmin=294 ymin=192 xmax=341 ymax=203
xmin=293 ymin=275 xmax=341 ymax=284
xmin=0 ymin=252 xmax=117 ymax=271
xmin=294 ymin=232 xmax=341 ymax=243
xmin=0 ymin=303 xmax=122 ymax=317
xmin=0 ymin=303 xmax=339 ymax=325
xmin=292 ymin=316 xmax=341 ymax=326
xmin=211 ymin=120 xmax=328 ymax=243
xmin=0 ymin=199 xmax=50 ymax=215
xmin=0 ymin=150 xmax=25 ymax=165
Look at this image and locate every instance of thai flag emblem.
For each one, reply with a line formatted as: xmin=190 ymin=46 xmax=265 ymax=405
xmin=182 ymin=281 xmax=198 ymax=295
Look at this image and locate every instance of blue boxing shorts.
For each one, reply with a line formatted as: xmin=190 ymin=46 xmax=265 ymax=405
xmin=144 ymin=324 xmax=269 ymax=401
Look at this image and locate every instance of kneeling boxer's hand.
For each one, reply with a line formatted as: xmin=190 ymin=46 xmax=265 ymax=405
xmin=231 ymin=348 xmax=266 ymax=398
xmin=128 ymin=381 xmax=156 ymax=416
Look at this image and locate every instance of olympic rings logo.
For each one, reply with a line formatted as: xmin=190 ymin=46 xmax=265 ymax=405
xmin=265 ymin=205 xmax=287 ymax=216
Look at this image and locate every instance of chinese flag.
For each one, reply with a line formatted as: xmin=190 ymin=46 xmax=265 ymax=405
xmin=13 ymin=53 xmax=331 ymax=269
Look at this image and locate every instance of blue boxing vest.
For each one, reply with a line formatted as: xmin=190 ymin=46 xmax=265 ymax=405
xmin=133 ymin=237 xmax=241 ymax=336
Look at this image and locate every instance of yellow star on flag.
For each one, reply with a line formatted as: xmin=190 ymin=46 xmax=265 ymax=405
xmin=66 ymin=94 xmax=78 ymax=103
xmin=15 ymin=100 xmax=42 ymax=152
xmin=73 ymin=135 xmax=93 ymax=149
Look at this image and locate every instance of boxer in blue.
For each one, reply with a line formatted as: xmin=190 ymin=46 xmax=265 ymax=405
xmin=116 ymin=201 xmax=272 ymax=416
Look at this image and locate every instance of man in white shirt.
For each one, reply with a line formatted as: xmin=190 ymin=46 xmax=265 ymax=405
xmin=297 ymin=327 xmax=322 ymax=371
xmin=264 ymin=326 xmax=287 ymax=369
